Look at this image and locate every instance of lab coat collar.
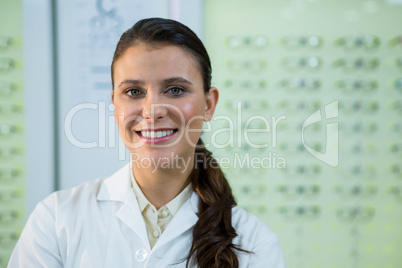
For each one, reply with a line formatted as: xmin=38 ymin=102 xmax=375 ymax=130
xmin=151 ymin=191 xmax=199 ymax=253
xmin=97 ymin=163 xmax=132 ymax=202
xmin=96 ymin=163 xmax=200 ymax=215
xmin=96 ymin=163 xmax=201 ymax=251
xmin=97 ymin=163 xmax=151 ymax=248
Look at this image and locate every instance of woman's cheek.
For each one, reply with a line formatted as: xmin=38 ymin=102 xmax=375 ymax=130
xmin=186 ymin=113 xmax=205 ymax=145
xmin=185 ymin=109 xmax=205 ymax=130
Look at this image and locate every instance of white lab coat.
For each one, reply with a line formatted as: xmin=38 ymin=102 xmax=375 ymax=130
xmin=8 ymin=164 xmax=286 ymax=268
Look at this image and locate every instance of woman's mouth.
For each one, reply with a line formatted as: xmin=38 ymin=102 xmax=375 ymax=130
xmin=136 ymin=129 xmax=178 ymax=143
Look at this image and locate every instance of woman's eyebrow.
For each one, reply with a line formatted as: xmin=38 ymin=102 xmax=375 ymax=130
xmin=118 ymin=79 xmax=145 ymax=87
xmin=163 ymin=77 xmax=193 ymax=85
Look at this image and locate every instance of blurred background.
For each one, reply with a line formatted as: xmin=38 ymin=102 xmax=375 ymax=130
xmin=1 ymin=0 xmax=401 ymax=267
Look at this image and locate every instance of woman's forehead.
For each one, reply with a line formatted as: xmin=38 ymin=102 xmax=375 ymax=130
xmin=114 ymin=44 xmax=202 ymax=83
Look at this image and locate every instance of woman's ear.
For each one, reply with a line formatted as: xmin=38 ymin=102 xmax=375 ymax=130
xmin=204 ymin=87 xmax=219 ymax=122
xmin=111 ymin=90 xmax=114 ymax=104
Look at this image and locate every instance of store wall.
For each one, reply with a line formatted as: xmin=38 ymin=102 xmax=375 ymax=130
xmin=0 ymin=0 xmax=27 ymax=265
xmin=1 ymin=0 xmax=401 ymax=267
xmin=203 ymin=0 xmax=402 ymax=267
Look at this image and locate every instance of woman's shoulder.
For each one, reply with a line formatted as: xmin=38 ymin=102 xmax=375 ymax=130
xmin=232 ymin=206 xmax=277 ymax=235
xmin=231 ymin=206 xmax=279 ymax=247
xmin=231 ymin=207 xmax=285 ymax=267
xmin=42 ymin=163 xmax=131 ymax=210
xmin=41 ymin=177 xmax=108 ymax=210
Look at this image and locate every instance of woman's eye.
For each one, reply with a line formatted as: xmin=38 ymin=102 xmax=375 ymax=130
xmin=127 ymin=89 xmax=142 ymax=96
xmin=168 ymin=87 xmax=184 ymax=95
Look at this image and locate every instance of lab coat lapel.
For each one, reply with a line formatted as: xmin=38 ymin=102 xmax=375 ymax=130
xmin=116 ymin=193 xmax=150 ymax=249
xmin=97 ymin=163 xmax=131 ymax=202
xmin=153 ymin=192 xmax=199 ymax=251
xmin=97 ymin=163 xmax=150 ymax=249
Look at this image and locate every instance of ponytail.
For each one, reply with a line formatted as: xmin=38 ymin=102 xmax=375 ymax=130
xmin=186 ymin=139 xmax=250 ymax=268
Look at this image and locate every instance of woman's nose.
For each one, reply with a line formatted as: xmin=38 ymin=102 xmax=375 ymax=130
xmin=141 ymin=93 xmax=168 ymax=121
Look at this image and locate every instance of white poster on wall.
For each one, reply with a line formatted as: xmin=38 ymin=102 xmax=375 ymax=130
xmin=57 ymin=0 xmax=170 ymax=189
xmin=57 ymin=0 xmax=203 ymax=190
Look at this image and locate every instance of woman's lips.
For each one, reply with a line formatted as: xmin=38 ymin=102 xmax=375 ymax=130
xmin=136 ymin=128 xmax=178 ymax=144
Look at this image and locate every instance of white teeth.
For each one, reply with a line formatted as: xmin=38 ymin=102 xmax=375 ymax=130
xmin=141 ymin=130 xmax=174 ymax=138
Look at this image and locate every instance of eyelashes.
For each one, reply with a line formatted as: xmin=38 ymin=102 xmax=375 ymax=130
xmin=127 ymin=89 xmax=143 ymax=96
xmin=166 ymin=86 xmax=186 ymax=96
xmin=124 ymin=86 xmax=188 ymax=98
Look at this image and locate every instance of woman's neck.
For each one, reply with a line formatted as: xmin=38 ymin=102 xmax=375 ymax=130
xmin=131 ymin=157 xmax=194 ymax=210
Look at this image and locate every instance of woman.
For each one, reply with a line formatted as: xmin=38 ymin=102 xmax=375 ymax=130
xmin=9 ymin=18 xmax=285 ymax=268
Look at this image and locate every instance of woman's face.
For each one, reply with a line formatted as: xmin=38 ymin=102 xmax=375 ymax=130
xmin=112 ymin=43 xmax=218 ymax=166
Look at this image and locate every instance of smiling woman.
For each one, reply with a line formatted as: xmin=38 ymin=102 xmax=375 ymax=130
xmin=112 ymin=44 xmax=212 ymax=162
xmin=8 ymin=18 xmax=286 ymax=268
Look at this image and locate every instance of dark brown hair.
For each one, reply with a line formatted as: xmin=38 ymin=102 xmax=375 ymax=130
xmin=111 ymin=17 xmax=249 ymax=268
